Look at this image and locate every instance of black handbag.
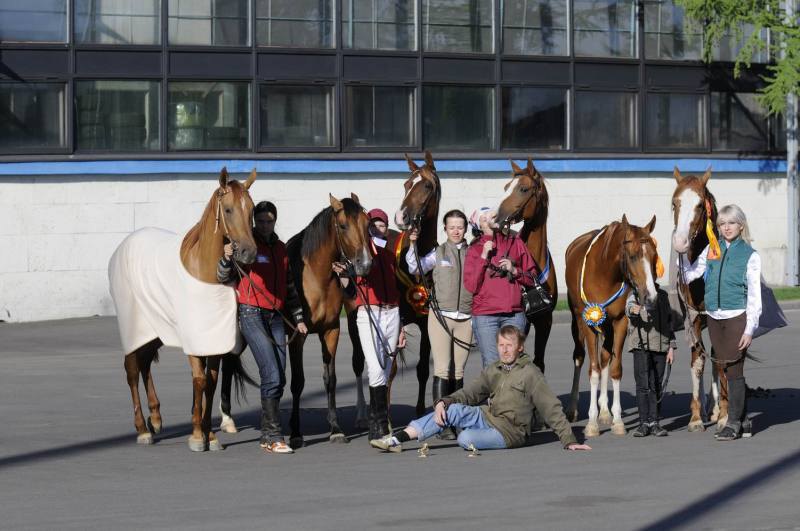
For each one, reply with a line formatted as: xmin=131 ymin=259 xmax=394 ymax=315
xmin=521 ymin=276 xmax=554 ymax=320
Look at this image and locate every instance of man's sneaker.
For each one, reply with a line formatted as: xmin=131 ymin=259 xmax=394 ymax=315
xmin=370 ymin=435 xmax=402 ymax=453
xmin=649 ymin=422 xmax=668 ymax=437
xmin=262 ymin=440 xmax=294 ymax=454
xmin=632 ymin=423 xmax=650 ymax=437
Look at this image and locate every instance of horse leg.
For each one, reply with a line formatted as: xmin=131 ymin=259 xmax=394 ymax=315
xmin=321 ymin=329 xmax=347 ymax=443
xmin=203 ymin=356 xmax=222 ymax=451
xmin=609 ymin=319 xmax=627 ymax=435
xmin=138 ymin=344 xmax=162 ymax=435
xmin=188 ymin=355 xmax=208 ymax=452
xmin=597 ymin=355 xmax=612 ymax=426
xmin=124 ymin=351 xmax=151 ymax=445
xmin=217 ymin=354 xmax=237 ymax=434
xmin=688 ymin=345 xmax=707 ymax=432
xmin=566 ymin=314 xmax=586 ymax=422
xmin=531 ymin=310 xmax=553 ymax=373
xmin=582 ymin=322 xmax=601 ymax=438
xmin=416 ymin=323 xmax=431 ymax=417
xmin=288 ymin=333 xmax=306 ymax=449
xmin=714 ymin=363 xmax=730 ymax=431
xmin=348 ymin=310 xmax=369 ymax=430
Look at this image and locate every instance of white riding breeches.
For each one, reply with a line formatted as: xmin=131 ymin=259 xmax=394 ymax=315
xmin=356 ymin=305 xmax=400 ymax=387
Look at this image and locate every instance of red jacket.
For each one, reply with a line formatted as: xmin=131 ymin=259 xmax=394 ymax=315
xmin=353 ymin=243 xmax=400 ymax=307
xmin=236 ymin=237 xmax=288 ymax=310
xmin=463 ymin=233 xmax=536 ymax=315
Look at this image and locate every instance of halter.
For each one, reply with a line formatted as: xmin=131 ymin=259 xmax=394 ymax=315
xmin=579 ymin=227 xmax=627 ymax=331
xmin=214 ymin=187 xmax=233 ymax=237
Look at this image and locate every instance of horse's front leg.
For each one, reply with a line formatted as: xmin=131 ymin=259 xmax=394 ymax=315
xmin=321 ymin=328 xmax=347 ymax=443
xmin=288 ymin=333 xmax=306 ymax=449
xmin=688 ymin=340 xmax=707 ymax=432
xmin=188 ymin=355 xmax=208 ymax=452
xmin=204 ymin=356 xmax=223 ymax=451
xmin=580 ymin=321 xmax=601 ymax=438
xmin=712 ymin=362 xmax=729 ymax=431
xmin=348 ymin=310 xmax=368 ymax=430
xmin=415 ymin=323 xmax=431 ymax=417
xmin=609 ymin=318 xmax=628 ymax=435
xmin=566 ymin=313 xmax=585 ymax=423
xmin=218 ymin=354 xmax=237 ymax=434
xmin=531 ymin=310 xmax=553 ymax=373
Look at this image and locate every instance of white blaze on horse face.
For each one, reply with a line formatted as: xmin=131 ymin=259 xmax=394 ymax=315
xmin=673 ymin=189 xmax=701 ymax=252
xmin=642 ymin=257 xmax=657 ymax=303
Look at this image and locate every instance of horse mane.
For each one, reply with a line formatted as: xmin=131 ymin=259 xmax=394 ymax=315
xmin=300 ymin=197 xmax=362 ymax=260
xmin=524 ymin=174 xmax=549 ymax=229
xmin=600 ymin=222 xmax=621 ymax=262
xmin=180 ymin=181 xmax=247 ymax=257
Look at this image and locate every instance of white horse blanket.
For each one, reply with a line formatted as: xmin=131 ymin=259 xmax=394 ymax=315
xmin=108 ymin=227 xmax=238 ymax=356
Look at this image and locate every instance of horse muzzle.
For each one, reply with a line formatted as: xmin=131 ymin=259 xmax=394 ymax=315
xmin=394 ymin=208 xmax=410 ymax=230
xmin=233 ymin=243 xmax=256 ymax=264
xmin=672 ymin=232 xmax=690 ymax=254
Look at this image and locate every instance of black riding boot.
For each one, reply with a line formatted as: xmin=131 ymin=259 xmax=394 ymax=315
xmin=716 ymin=377 xmax=746 ymax=441
xmin=432 ymin=377 xmax=456 ymax=440
xmin=260 ymin=398 xmax=282 ymax=447
xmin=371 ymin=385 xmax=390 ymax=441
xmin=454 ymin=379 xmax=463 ymax=392
xmin=367 ymin=386 xmax=379 ymax=441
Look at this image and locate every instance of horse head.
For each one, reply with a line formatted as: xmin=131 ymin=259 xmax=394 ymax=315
xmin=217 ymin=167 xmax=257 ymax=264
xmin=671 ymin=166 xmax=716 ymax=254
xmin=330 ymin=193 xmax=373 ymax=277
xmin=395 ymin=150 xmax=440 ymax=231
xmin=620 ymin=214 xmax=659 ymax=307
xmin=494 ymin=158 xmax=548 ymax=230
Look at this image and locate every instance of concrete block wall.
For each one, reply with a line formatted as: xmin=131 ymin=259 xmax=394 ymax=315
xmin=0 ymin=169 xmax=788 ymax=322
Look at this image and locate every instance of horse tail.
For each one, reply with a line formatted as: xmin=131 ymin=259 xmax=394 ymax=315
xmin=224 ymin=353 xmax=258 ymax=404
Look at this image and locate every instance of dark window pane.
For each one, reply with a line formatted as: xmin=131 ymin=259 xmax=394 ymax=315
xmin=260 ymin=85 xmax=334 ymax=147
xmin=423 ymin=85 xmax=494 ymax=150
xmin=502 ymin=87 xmax=567 ymax=149
xmin=646 ymin=93 xmax=707 ymax=149
xmin=423 ymin=0 xmax=494 ymax=53
xmin=575 ymin=91 xmax=637 ymax=149
xmin=0 ymin=83 xmax=66 ymax=152
xmin=0 ymin=0 xmax=67 ymax=42
xmin=347 ymin=86 xmax=415 ymax=147
xmin=643 ymin=0 xmax=701 ymax=60
xmin=256 ymin=0 xmax=334 ymax=48
xmin=503 ymin=0 xmax=568 ymax=56
xmin=169 ymin=0 xmax=250 ymax=46
xmin=342 ymin=0 xmax=416 ymax=50
xmin=711 ymin=92 xmax=769 ymax=151
xmin=168 ymin=82 xmax=250 ymax=150
xmin=712 ymin=24 xmax=768 ymax=63
xmin=75 ymin=0 xmax=161 ymax=45
xmin=76 ymin=81 xmax=160 ymax=152
xmin=574 ymin=0 xmax=637 ymax=58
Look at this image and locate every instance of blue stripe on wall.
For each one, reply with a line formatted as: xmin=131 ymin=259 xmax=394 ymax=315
xmin=0 ymin=158 xmax=787 ymax=175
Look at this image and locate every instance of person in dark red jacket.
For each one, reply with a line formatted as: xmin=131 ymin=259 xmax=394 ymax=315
xmin=218 ymin=201 xmax=307 ymax=454
xmin=464 ymin=207 xmax=536 ymax=367
xmin=333 ymin=208 xmax=406 ymax=444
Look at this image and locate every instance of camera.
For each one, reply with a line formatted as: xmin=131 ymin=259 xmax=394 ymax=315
xmin=488 ymin=262 xmax=512 ymax=280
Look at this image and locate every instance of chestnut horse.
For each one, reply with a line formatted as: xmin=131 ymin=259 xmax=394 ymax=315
xmin=494 ymin=158 xmax=556 ymax=373
xmin=286 ymin=194 xmax=373 ymax=447
xmin=565 ymin=215 xmax=659 ymax=437
xmin=110 ymin=168 xmax=258 ymax=451
xmin=671 ymin=167 xmax=726 ymax=431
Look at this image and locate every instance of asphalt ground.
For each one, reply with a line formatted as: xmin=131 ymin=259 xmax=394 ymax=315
xmin=1 ymin=309 xmax=799 ymax=531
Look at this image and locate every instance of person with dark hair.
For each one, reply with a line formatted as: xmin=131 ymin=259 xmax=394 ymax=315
xmin=217 ymin=200 xmax=307 ymax=454
xmin=371 ymin=325 xmax=591 ymax=453
xmin=405 ymin=208 xmax=473 ymax=440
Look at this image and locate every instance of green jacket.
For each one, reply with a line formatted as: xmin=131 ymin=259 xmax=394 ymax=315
xmin=440 ymin=354 xmax=577 ymax=448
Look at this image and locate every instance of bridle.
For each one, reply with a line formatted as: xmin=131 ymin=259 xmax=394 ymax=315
xmin=405 ymin=169 xmax=440 ymax=232
xmin=498 ymin=172 xmax=538 ymax=232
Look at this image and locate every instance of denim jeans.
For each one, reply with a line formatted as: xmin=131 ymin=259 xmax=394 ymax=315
xmin=472 ymin=312 xmax=528 ymax=367
xmin=408 ymin=403 xmax=507 ymax=450
xmin=238 ymin=304 xmax=287 ymax=400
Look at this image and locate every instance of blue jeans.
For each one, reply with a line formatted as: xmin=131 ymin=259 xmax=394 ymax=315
xmin=472 ymin=312 xmax=528 ymax=367
xmin=238 ymin=305 xmax=287 ymax=400
xmin=408 ymin=404 xmax=507 ymax=450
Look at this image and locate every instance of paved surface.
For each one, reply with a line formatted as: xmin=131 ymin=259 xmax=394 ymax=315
xmin=1 ymin=310 xmax=799 ymax=531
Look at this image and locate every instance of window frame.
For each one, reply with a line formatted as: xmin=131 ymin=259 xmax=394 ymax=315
xmin=0 ymin=80 xmax=70 ymax=155
xmin=499 ymin=83 xmax=571 ymax=151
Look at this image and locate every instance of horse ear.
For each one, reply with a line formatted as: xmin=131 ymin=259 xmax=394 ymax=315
xmin=405 ymin=153 xmax=419 ymax=172
xmin=329 ymin=194 xmax=344 ymax=212
xmin=219 ymin=167 xmax=229 ymax=188
xmin=424 ymin=150 xmax=436 ymax=170
xmin=673 ymin=166 xmax=683 ymax=183
xmin=527 ymin=158 xmax=537 ymax=174
xmin=701 ymin=166 xmax=712 ymax=186
xmin=645 ymin=215 xmax=657 ymax=233
xmin=509 ymin=159 xmax=523 ymax=174
xmin=621 ymin=214 xmax=629 ymax=231
xmin=244 ymin=168 xmax=256 ymax=190
xmin=350 ymin=192 xmax=361 ymax=205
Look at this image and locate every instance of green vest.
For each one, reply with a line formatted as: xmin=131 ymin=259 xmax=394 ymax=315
xmin=705 ymin=238 xmax=754 ymax=311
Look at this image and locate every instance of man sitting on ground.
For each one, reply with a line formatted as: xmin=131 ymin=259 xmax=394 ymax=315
xmin=371 ymin=325 xmax=591 ymax=453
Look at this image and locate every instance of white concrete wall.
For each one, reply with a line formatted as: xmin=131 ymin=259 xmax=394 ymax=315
xmin=0 ymin=170 xmax=787 ymax=322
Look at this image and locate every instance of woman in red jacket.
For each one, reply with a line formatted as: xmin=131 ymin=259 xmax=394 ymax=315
xmin=464 ymin=207 xmax=536 ymax=367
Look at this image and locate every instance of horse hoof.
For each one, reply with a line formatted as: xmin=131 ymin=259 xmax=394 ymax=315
xmin=208 ymin=438 xmax=224 ymax=451
xmin=289 ymin=436 xmax=304 ymax=450
xmin=188 ymin=436 xmax=207 ymax=452
xmin=687 ymin=421 xmax=705 ymax=432
xmin=598 ymin=412 xmax=613 ymax=426
xmin=611 ymin=422 xmax=626 ymax=436
xmin=147 ymin=417 xmax=162 ymax=435
xmin=584 ymin=423 xmax=600 ymax=438
xmin=137 ymin=432 xmax=153 ymax=445
xmin=219 ymin=415 xmax=238 ymax=434
xmin=329 ymin=433 xmax=348 ymax=444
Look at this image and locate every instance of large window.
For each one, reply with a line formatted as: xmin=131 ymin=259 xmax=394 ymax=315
xmin=575 ymin=91 xmax=637 ymax=149
xmin=75 ymin=0 xmax=161 ymax=45
xmin=0 ymin=0 xmax=67 ymax=42
xmin=643 ymin=0 xmax=701 ymax=60
xmin=343 ymin=0 xmax=416 ymax=50
xmin=169 ymin=0 xmax=250 ymax=46
xmin=260 ymin=85 xmax=334 ymax=148
xmin=422 ymin=0 xmax=494 ymax=53
xmin=256 ymin=0 xmax=334 ymax=48
xmin=168 ymin=82 xmax=250 ymax=150
xmin=711 ymin=92 xmax=769 ymax=152
xmin=646 ymin=93 xmax=707 ymax=149
xmin=502 ymin=86 xmax=568 ymax=149
xmin=75 ymin=81 xmax=160 ymax=152
xmin=347 ymin=86 xmax=415 ymax=148
xmin=0 ymin=83 xmax=66 ymax=152
xmin=574 ymin=0 xmax=637 ymax=58
xmin=423 ymin=85 xmax=494 ymax=150
xmin=503 ymin=0 xmax=569 ymax=56
xmin=713 ymin=24 xmax=769 ymax=63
